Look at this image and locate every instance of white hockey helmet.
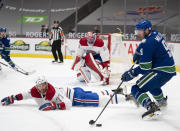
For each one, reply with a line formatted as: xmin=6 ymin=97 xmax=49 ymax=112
xmin=35 ymin=76 xmax=48 ymax=88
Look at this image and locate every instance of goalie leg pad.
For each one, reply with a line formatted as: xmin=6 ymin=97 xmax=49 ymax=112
xmin=84 ymin=53 xmax=104 ymax=81
xmin=77 ymin=67 xmax=91 ymax=83
xmin=72 ymin=56 xmax=85 ymax=71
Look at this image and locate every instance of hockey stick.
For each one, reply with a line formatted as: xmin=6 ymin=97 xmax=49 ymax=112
xmin=0 ymin=61 xmax=36 ymax=75
xmin=14 ymin=64 xmax=36 ymax=75
xmin=89 ymin=62 xmax=136 ymax=126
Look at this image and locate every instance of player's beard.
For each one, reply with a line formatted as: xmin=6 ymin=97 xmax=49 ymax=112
xmin=144 ymin=30 xmax=151 ymax=38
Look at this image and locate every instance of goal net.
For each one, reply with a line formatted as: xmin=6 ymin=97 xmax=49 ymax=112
xmin=97 ymin=33 xmax=133 ymax=79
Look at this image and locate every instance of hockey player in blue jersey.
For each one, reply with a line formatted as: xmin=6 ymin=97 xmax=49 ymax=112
xmin=115 ymin=19 xmax=176 ymax=120
xmin=0 ymin=27 xmax=17 ymax=71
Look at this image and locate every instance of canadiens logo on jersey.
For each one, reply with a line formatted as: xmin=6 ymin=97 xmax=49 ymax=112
xmin=86 ymin=50 xmax=96 ymax=55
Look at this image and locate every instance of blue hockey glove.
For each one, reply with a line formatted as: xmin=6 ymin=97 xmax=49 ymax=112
xmin=121 ymin=69 xmax=138 ymax=82
xmin=1 ymin=95 xmax=15 ymax=106
xmin=39 ymin=102 xmax=56 ymax=111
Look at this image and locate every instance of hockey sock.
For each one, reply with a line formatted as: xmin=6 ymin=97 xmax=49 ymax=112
xmin=131 ymin=85 xmax=152 ymax=109
xmin=153 ymin=92 xmax=164 ymax=104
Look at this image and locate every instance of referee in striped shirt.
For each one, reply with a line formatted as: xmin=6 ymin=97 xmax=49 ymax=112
xmin=49 ymin=21 xmax=64 ymax=63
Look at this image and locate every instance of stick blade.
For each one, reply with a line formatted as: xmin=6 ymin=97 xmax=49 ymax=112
xmin=89 ymin=120 xmax=95 ymax=125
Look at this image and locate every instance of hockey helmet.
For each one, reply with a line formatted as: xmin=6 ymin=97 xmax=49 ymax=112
xmin=0 ymin=27 xmax=7 ymax=33
xmin=135 ymin=19 xmax=152 ymax=31
xmin=36 ymin=76 xmax=48 ymax=89
xmin=86 ymin=32 xmax=96 ymax=45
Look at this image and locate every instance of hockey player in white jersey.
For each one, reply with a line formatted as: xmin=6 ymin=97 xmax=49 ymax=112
xmin=1 ymin=76 xmax=72 ymax=111
xmin=1 ymin=76 xmax=132 ymax=111
xmin=71 ymin=32 xmax=110 ymax=85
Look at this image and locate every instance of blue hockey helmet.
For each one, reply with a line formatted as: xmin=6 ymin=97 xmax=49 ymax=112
xmin=135 ymin=19 xmax=152 ymax=31
xmin=0 ymin=27 xmax=7 ymax=33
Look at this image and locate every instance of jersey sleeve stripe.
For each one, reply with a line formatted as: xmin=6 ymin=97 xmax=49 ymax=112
xmin=139 ymin=61 xmax=152 ymax=70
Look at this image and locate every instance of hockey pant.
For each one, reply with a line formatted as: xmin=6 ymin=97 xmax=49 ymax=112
xmin=66 ymin=87 xmax=124 ymax=107
xmin=131 ymin=72 xmax=174 ymax=109
xmin=1 ymin=51 xmax=15 ymax=68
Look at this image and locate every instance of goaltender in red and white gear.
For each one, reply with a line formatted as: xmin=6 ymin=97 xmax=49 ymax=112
xmin=72 ymin=32 xmax=110 ymax=85
xmin=1 ymin=76 xmax=138 ymax=110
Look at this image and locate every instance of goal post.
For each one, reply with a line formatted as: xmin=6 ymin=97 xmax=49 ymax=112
xmin=97 ymin=33 xmax=133 ymax=78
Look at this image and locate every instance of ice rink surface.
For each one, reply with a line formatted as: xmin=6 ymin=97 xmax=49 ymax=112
xmin=0 ymin=58 xmax=180 ymax=131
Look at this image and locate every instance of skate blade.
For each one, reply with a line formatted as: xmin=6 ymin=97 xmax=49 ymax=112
xmin=143 ymin=111 xmax=161 ymax=120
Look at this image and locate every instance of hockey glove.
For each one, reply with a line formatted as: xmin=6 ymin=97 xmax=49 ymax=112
xmin=56 ymin=102 xmax=66 ymax=110
xmin=1 ymin=95 xmax=15 ymax=106
xmin=39 ymin=102 xmax=56 ymax=111
xmin=121 ymin=69 xmax=138 ymax=82
xmin=112 ymin=88 xmax=123 ymax=94
xmin=39 ymin=102 xmax=66 ymax=111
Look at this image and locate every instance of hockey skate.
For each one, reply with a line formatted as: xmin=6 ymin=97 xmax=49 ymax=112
xmin=158 ymin=96 xmax=168 ymax=108
xmin=142 ymin=102 xmax=161 ymax=120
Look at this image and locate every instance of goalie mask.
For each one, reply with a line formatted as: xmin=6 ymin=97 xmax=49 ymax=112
xmin=36 ymin=76 xmax=48 ymax=94
xmin=86 ymin=32 xmax=96 ymax=45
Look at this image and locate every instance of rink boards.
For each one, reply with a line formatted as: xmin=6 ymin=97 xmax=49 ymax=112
xmin=8 ymin=37 xmax=180 ymax=72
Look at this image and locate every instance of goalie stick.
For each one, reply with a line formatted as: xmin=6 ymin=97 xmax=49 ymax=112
xmin=0 ymin=61 xmax=36 ymax=75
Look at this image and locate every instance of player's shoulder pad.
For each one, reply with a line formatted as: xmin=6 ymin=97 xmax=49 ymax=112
xmin=93 ymin=37 xmax=104 ymax=47
xmin=79 ymin=37 xmax=88 ymax=46
xmin=31 ymin=86 xmax=42 ymax=98
xmin=4 ymin=35 xmax=10 ymax=40
xmin=45 ymin=83 xmax=56 ymax=101
xmin=152 ymin=30 xmax=163 ymax=42
xmin=6 ymin=37 xmax=10 ymax=43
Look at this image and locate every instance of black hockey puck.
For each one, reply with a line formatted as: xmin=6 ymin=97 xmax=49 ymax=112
xmin=96 ymin=124 xmax=102 ymax=127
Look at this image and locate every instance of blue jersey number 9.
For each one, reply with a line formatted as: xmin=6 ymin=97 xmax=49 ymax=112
xmin=162 ymin=40 xmax=172 ymax=57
